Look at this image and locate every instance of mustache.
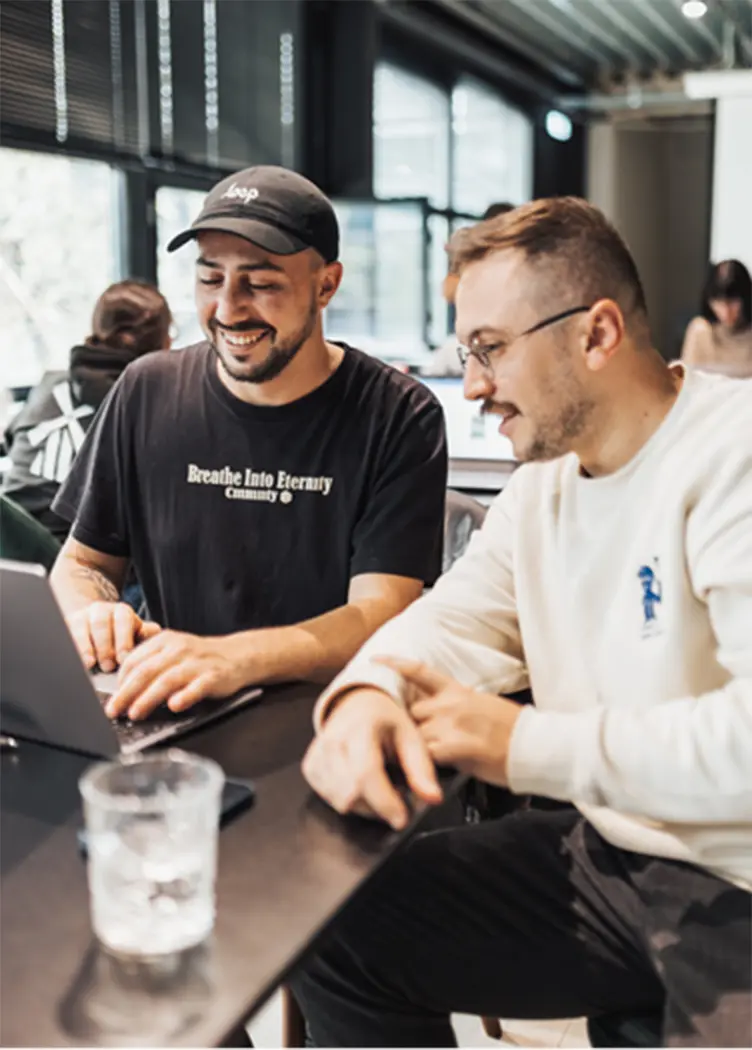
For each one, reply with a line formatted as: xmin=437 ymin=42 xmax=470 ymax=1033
xmin=481 ymin=399 xmax=519 ymax=417
xmin=208 ymin=318 xmax=275 ymax=336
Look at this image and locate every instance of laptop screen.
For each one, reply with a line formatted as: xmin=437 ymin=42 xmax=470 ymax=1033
xmin=418 ymin=377 xmax=516 ymax=462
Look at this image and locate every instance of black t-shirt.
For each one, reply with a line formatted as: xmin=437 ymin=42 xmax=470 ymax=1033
xmin=53 ymin=342 xmax=447 ymax=634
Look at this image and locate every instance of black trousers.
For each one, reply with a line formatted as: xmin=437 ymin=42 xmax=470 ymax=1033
xmin=290 ymin=809 xmax=752 ymax=1047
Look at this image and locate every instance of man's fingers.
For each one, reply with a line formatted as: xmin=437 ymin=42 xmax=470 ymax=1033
xmin=117 ymin=632 xmax=165 ymax=679
xmin=359 ymin=762 xmax=409 ymax=830
xmin=122 ymin=665 xmax=190 ymax=721
xmin=113 ymin=604 xmax=139 ymax=663
xmin=167 ymin=673 xmax=215 ymax=712
xmin=393 ymin=721 xmax=443 ymax=805
xmin=374 ymin=656 xmax=452 ymax=698
xmin=68 ymin=615 xmax=97 ymax=669
xmin=87 ymin=604 xmax=118 ymax=672
xmin=410 ymin=698 xmax=447 ymax=724
xmin=106 ymin=652 xmax=172 ymax=717
xmin=301 ymin=743 xmax=361 ymax=815
xmin=303 ymin=736 xmax=408 ymax=830
xmin=138 ymin=620 xmax=162 ymax=642
xmin=425 ymin=736 xmax=463 ymax=768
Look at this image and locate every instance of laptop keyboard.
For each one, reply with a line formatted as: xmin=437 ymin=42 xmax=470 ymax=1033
xmin=95 ymin=691 xmax=171 ymax=748
xmin=94 ymin=686 xmax=264 ymax=752
xmin=109 ymin=716 xmax=160 ymax=748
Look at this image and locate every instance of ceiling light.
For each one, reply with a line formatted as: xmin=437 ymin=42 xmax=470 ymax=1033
xmin=545 ymin=109 xmax=573 ymax=142
xmin=684 ymin=70 xmax=752 ymax=98
xmin=681 ymin=0 xmax=708 ymax=18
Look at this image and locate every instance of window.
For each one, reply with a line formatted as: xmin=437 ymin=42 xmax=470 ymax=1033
xmin=428 ymin=213 xmax=450 ymax=349
xmin=0 ymin=148 xmax=121 ymax=390
xmin=328 ymin=201 xmax=425 ymax=361
xmin=375 ymin=63 xmax=533 ymax=217
xmin=452 ymin=78 xmax=533 ymax=215
xmin=373 ymin=64 xmax=450 ymax=209
xmin=155 ymin=185 xmax=208 ymax=348
xmin=373 ymin=63 xmax=534 ymax=349
xmin=0 ymin=0 xmax=301 ymax=170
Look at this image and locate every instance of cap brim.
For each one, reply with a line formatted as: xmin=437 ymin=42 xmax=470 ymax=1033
xmin=166 ymin=216 xmax=309 ymax=255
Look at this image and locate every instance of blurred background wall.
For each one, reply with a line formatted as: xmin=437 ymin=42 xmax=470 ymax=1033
xmin=712 ymin=93 xmax=752 ymax=271
xmin=588 ymin=116 xmax=714 ymax=358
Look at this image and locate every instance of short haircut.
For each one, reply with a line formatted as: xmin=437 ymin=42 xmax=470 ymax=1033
xmin=450 ymin=196 xmax=648 ymax=320
xmin=445 ymin=203 xmax=517 ymax=276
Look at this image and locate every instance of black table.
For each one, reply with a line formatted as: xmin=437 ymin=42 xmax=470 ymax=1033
xmin=1 ymin=682 xmax=462 ymax=1048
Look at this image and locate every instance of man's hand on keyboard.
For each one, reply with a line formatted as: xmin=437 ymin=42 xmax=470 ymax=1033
xmin=68 ymin=601 xmax=162 ymax=673
xmin=105 ymin=630 xmax=247 ymax=721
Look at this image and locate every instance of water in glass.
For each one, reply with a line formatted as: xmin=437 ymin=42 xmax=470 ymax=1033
xmin=80 ymin=750 xmax=223 ymax=958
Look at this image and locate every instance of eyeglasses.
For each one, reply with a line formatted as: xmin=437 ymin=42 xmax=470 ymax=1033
xmin=456 ymin=304 xmax=593 ymax=372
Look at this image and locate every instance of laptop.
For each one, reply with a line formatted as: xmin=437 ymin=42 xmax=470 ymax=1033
xmin=0 ymin=559 xmax=263 ymax=758
xmin=417 ymin=376 xmax=517 ymax=463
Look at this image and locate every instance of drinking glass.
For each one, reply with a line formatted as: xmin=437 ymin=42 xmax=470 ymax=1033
xmin=79 ymin=749 xmax=224 ymax=958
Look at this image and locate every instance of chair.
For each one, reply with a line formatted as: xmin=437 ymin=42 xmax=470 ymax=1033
xmin=443 ymin=488 xmax=487 ymax=572
xmin=587 ymin=1011 xmax=663 ymax=1047
xmin=0 ymin=493 xmax=61 ymax=571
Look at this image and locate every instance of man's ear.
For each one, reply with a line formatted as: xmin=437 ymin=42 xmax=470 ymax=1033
xmin=582 ymin=298 xmax=625 ymax=373
xmin=317 ymin=262 xmax=343 ymax=308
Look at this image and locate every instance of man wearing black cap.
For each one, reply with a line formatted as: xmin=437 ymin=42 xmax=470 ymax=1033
xmin=49 ymin=166 xmax=447 ymax=720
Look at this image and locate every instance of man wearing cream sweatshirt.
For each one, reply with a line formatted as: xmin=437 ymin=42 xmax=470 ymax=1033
xmin=290 ymin=198 xmax=752 ymax=1047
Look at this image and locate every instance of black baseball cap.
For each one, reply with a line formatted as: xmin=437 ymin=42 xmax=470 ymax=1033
xmin=166 ymin=165 xmax=339 ymax=262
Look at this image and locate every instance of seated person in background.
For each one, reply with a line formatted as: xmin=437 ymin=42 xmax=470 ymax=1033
xmin=292 ymin=198 xmax=752 ymax=1048
xmin=427 ymin=201 xmax=516 ymax=377
xmin=50 ymin=165 xmax=447 ymax=722
xmin=681 ymin=258 xmax=752 ymax=377
xmin=3 ymin=280 xmax=172 ymax=540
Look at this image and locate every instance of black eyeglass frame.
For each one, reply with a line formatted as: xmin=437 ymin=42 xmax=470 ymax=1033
xmin=457 ymin=304 xmax=593 ymax=371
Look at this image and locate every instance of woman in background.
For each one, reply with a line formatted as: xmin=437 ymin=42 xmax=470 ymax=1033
xmin=681 ymin=259 xmax=752 ymax=377
xmin=3 ymin=279 xmax=172 ymax=539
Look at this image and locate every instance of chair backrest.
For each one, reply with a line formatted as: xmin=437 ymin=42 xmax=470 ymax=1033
xmin=443 ymin=489 xmax=487 ymax=572
xmin=0 ymin=494 xmax=61 ymax=571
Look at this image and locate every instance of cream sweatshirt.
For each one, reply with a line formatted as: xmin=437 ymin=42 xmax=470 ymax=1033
xmin=316 ymin=367 xmax=752 ymax=890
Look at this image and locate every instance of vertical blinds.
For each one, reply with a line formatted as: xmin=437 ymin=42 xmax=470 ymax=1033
xmin=0 ymin=0 xmax=301 ymax=169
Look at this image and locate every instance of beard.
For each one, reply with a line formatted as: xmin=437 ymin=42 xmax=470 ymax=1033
xmin=521 ymin=395 xmax=595 ymax=462
xmin=208 ymin=294 xmax=318 ymax=385
xmin=483 ymin=362 xmax=595 ymax=464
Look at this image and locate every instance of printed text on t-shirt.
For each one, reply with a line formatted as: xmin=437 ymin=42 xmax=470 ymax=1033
xmin=186 ymin=463 xmax=333 ymax=504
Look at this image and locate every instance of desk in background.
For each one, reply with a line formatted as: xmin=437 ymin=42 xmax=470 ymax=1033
xmin=448 ymin=458 xmax=517 ymax=506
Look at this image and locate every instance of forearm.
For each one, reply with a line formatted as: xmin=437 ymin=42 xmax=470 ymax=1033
xmin=50 ymin=547 xmax=123 ymax=615
xmin=313 ymin=518 xmax=529 ymax=728
xmin=508 ymin=681 xmax=752 ymax=823
xmin=224 ymin=597 xmax=410 ymax=686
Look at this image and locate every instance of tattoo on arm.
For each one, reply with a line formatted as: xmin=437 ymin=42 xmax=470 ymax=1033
xmin=71 ymin=565 xmax=120 ymax=603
